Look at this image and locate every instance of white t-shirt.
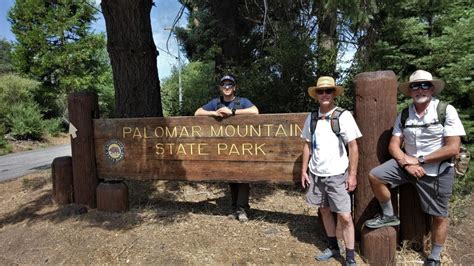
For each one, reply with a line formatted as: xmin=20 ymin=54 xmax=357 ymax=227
xmin=301 ymin=107 xmax=362 ymax=176
xmin=392 ymin=98 xmax=466 ymax=176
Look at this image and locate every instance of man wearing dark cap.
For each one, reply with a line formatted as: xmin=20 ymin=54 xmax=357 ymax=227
xmin=195 ymin=74 xmax=259 ymax=221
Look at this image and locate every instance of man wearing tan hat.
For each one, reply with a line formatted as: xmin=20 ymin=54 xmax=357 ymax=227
xmin=365 ymin=70 xmax=466 ymax=266
xmin=300 ymin=76 xmax=362 ymax=265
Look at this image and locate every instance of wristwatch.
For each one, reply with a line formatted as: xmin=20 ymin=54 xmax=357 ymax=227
xmin=417 ymin=155 xmax=425 ymax=165
xmin=231 ymin=108 xmax=236 ymax=116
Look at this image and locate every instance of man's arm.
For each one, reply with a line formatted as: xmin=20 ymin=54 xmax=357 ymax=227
xmin=423 ymin=136 xmax=461 ymax=164
xmin=346 ymin=139 xmax=358 ymax=192
xmin=301 ymin=141 xmax=311 ymax=189
xmin=194 ymin=107 xmax=219 ymax=117
xmin=216 ymin=105 xmax=259 ymax=117
xmin=389 ymin=135 xmax=418 ymax=166
xmin=235 ymin=105 xmax=259 ymax=115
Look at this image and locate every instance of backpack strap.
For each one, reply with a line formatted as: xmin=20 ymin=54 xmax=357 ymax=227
xmin=234 ymin=96 xmax=241 ymax=109
xmin=330 ymin=107 xmax=346 ymax=136
xmin=400 ymin=107 xmax=409 ymax=129
xmin=436 ymin=101 xmax=448 ymax=126
xmin=310 ymin=111 xmax=318 ymax=136
xmin=217 ymin=96 xmax=225 ymax=109
xmin=400 ymin=101 xmax=448 ymax=129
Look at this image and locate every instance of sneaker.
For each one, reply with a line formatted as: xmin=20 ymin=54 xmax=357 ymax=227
xmin=236 ymin=210 xmax=248 ymax=222
xmin=227 ymin=212 xmax=238 ymax=220
xmin=315 ymin=248 xmax=340 ymax=261
xmin=424 ymin=258 xmax=441 ymax=266
xmin=345 ymin=258 xmax=357 ymax=266
xmin=365 ymin=214 xmax=400 ymax=229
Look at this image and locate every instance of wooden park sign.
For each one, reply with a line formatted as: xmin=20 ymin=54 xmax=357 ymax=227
xmin=94 ymin=114 xmax=306 ymax=183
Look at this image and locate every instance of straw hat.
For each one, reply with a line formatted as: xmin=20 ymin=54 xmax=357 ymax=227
xmin=308 ymin=76 xmax=344 ymax=99
xmin=398 ymin=70 xmax=445 ymax=96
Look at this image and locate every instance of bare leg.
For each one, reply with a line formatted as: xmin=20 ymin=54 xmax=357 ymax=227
xmin=320 ymin=207 xmax=336 ymax=236
xmin=338 ymin=213 xmax=354 ymax=250
xmin=368 ymin=173 xmax=391 ymax=202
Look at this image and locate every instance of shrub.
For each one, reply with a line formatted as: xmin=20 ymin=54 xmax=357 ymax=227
xmin=44 ymin=117 xmax=64 ymax=137
xmin=0 ymin=123 xmax=11 ymax=155
xmin=0 ymin=74 xmax=39 ymax=123
xmin=7 ymin=103 xmax=45 ymax=140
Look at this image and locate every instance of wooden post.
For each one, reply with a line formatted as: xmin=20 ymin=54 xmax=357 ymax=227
xmin=97 ymin=181 xmax=129 ymax=212
xmin=353 ymin=71 xmax=398 ymax=235
xmin=68 ymin=92 xmax=99 ymax=208
xmin=399 ymin=184 xmax=432 ymax=251
xmin=51 ymin=156 xmax=73 ymax=204
xmin=361 ymin=227 xmax=397 ymax=265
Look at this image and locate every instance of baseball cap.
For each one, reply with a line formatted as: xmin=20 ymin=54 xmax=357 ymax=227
xmin=219 ymin=75 xmax=236 ymax=84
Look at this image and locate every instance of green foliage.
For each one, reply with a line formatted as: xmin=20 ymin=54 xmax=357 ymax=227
xmin=162 ymin=61 xmax=216 ymax=116
xmin=43 ymin=118 xmax=63 ymax=137
xmin=0 ymin=38 xmax=14 ymax=74
xmin=8 ymin=0 xmax=113 ymax=118
xmin=7 ymin=103 xmax=45 ymax=140
xmin=0 ymin=74 xmax=39 ymax=124
xmin=0 ymin=123 xmax=11 ymax=155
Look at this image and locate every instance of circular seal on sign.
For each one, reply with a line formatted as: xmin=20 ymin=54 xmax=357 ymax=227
xmin=104 ymin=139 xmax=125 ymax=163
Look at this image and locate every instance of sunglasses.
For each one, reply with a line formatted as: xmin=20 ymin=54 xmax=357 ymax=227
xmin=220 ymin=82 xmax=235 ymax=88
xmin=409 ymin=82 xmax=432 ymax=91
xmin=316 ymin=89 xmax=335 ymax=95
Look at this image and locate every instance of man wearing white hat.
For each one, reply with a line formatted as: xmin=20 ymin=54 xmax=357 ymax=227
xmin=365 ymin=70 xmax=466 ymax=266
xmin=300 ymin=76 xmax=362 ymax=265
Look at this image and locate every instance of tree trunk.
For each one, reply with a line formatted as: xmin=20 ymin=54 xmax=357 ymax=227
xmin=101 ymin=0 xmax=163 ymax=117
xmin=316 ymin=1 xmax=338 ymax=77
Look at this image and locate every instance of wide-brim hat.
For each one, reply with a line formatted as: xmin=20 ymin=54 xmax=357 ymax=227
xmin=398 ymin=70 xmax=445 ymax=96
xmin=308 ymin=76 xmax=344 ymax=99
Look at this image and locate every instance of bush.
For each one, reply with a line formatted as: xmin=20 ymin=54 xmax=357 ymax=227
xmin=0 ymin=74 xmax=39 ymax=123
xmin=0 ymin=123 xmax=11 ymax=155
xmin=7 ymin=103 xmax=45 ymax=140
xmin=44 ymin=117 xmax=64 ymax=137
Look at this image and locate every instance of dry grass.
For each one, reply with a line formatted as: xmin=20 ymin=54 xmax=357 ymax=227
xmin=0 ymin=171 xmax=472 ymax=264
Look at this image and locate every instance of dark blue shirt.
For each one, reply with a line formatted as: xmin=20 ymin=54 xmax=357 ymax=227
xmin=201 ymin=97 xmax=255 ymax=111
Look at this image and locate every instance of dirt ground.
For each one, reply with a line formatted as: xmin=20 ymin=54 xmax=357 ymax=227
xmin=0 ymin=169 xmax=473 ymax=264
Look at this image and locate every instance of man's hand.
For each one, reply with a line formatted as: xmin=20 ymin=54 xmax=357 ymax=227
xmin=301 ymin=171 xmax=310 ymax=189
xmin=346 ymin=174 xmax=357 ymax=192
xmin=216 ymin=107 xmax=232 ymax=117
xmin=397 ymin=154 xmax=418 ymax=166
xmin=405 ymin=164 xmax=426 ymax=179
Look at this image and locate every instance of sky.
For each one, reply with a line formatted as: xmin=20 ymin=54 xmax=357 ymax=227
xmin=0 ymin=0 xmax=188 ymax=81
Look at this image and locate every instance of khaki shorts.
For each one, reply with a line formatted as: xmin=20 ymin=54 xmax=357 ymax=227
xmin=370 ymin=159 xmax=454 ymax=217
xmin=305 ymin=172 xmax=351 ymax=213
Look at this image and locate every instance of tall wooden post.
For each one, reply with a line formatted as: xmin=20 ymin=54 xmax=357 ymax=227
xmin=68 ymin=92 xmax=99 ymax=208
xmin=353 ymin=71 xmax=398 ymax=234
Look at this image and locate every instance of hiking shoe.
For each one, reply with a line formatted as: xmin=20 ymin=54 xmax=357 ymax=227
xmin=345 ymin=258 xmax=357 ymax=266
xmin=227 ymin=212 xmax=238 ymax=220
xmin=424 ymin=258 xmax=441 ymax=266
xmin=237 ymin=210 xmax=248 ymax=222
xmin=315 ymin=248 xmax=340 ymax=261
xmin=365 ymin=214 xmax=400 ymax=229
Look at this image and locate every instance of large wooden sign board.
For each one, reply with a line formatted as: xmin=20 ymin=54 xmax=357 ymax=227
xmin=93 ymin=113 xmax=307 ymax=183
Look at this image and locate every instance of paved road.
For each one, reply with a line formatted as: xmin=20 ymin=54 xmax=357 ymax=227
xmin=0 ymin=144 xmax=71 ymax=182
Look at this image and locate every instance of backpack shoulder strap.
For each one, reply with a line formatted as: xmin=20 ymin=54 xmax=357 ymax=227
xmin=330 ymin=107 xmax=346 ymax=135
xmin=234 ymin=96 xmax=241 ymax=109
xmin=310 ymin=111 xmax=318 ymax=136
xmin=437 ymin=101 xmax=448 ymax=126
xmin=400 ymin=107 xmax=409 ymax=129
xmin=216 ymin=96 xmax=224 ymax=109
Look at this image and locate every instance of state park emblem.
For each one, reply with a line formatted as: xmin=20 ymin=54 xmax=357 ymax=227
xmin=104 ymin=139 xmax=125 ymax=163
